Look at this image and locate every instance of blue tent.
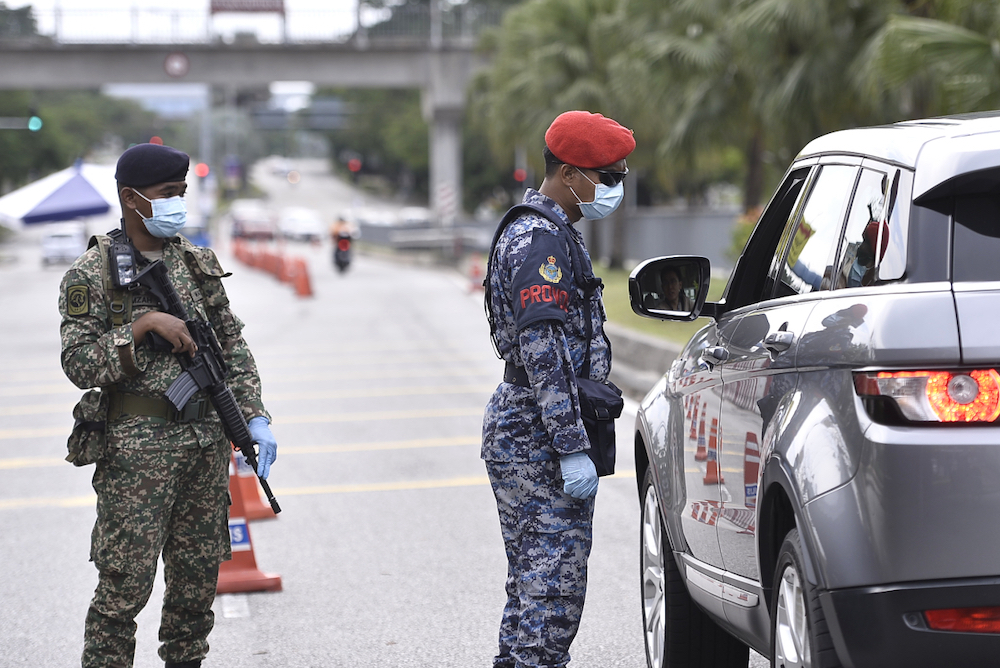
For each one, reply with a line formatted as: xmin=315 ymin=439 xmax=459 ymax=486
xmin=0 ymin=161 xmax=119 ymax=228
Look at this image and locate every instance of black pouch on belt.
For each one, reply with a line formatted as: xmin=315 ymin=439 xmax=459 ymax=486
xmin=576 ymin=377 xmax=623 ymax=477
xmin=66 ymin=389 xmax=109 ymax=466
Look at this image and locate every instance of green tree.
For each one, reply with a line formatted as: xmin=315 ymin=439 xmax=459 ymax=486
xmin=858 ymin=0 xmax=1000 ymax=115
xmin=321 ymin=88 xmax=430 ymax=201
xmin=470 ymin=0 xmax=641 ymax=265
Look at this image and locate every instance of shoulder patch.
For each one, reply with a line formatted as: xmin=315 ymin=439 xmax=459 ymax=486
xmin=539 ymin=255 xmax=563 ymax=283
xmin=67 ymin=285 xmax=89 ymax=316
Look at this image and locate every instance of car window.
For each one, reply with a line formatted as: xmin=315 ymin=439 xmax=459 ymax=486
xmin=834 ymin=166 xmax=910 ymax=288
xmin=724 ymin=167 xmax=811 ymax=310
xmin=953 ymin=194 xmax=1000 ymax=282
xmin=772 ymin=164 xmax=857 ymax=298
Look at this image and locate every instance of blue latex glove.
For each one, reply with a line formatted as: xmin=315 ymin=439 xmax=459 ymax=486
xmin=559 ymin=452 xmax=599 ymax=499
xmin=247 ymin=416 xmax=277 ymax=479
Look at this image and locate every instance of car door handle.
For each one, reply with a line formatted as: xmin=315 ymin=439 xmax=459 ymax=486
xmin=764 ymin=330 xmax=794 ymax=353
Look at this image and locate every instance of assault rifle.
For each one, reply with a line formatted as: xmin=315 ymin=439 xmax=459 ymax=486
xmin=132 ymin=259 xmax=281 ymax=514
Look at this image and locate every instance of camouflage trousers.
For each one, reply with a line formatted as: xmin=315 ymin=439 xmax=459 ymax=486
xmin=486 ymin=460 xmax=596 ymax=668
xmin=82 ymin=437 xmax=232 ymax=668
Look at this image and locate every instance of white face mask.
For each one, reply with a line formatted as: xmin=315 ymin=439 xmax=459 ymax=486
xmin=570 ymin=168 xmax=625 ymax=220
xmin=133 ymin=190 xmax=187 ymax=238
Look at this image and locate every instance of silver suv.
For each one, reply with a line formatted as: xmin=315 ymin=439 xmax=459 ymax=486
xmin=629 ymin=112 xmax=1000 ymax=668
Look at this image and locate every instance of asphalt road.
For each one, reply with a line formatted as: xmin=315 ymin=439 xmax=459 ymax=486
xmin=0 ymin=155 xmax=768 ymax=667
xmin=0 ymin=232 xmax=647 ymax=668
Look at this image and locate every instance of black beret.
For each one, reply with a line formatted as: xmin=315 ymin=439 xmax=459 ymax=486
xmin=115 ymin=143 xmax=189 ymax=187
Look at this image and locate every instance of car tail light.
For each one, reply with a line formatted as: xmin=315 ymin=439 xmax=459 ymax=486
xmin=924 ymin=607 xmax=1000 ymax=633
xmin=854 ymin=369 xmax=1000 ymax=422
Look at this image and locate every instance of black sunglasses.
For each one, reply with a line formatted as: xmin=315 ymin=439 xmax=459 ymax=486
xmin=593 ymin=166 xmax=629 ymax=187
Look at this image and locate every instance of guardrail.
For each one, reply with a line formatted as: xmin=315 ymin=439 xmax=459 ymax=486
xmin=5 ymin=5 xmax=504 ymax=45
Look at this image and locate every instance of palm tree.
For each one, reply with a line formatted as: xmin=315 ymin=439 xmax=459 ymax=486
xmin=469 ymin=0 xmax=634 ymax=265
xmin=857 ymin=1 xmax=1000 ymax=116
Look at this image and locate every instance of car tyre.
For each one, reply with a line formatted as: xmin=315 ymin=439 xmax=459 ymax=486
xmin=771 ymin=528 xmax=841 ymax=668
xmin=641 ymin=469 xmax=749 ymax=668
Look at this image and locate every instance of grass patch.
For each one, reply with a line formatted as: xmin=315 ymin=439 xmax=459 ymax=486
xmin=597 ymin=262 xmax=726 ymax=345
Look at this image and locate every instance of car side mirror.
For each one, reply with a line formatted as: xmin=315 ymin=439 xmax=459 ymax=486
xmin=629 ymin=256 xmax=712 ymax=322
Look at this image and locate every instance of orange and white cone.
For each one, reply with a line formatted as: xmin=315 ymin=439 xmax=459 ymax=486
xmin=689 ymin=400 xmax=700 ymax=442
xmin=231 ymin=451 xmax=277 ymax=521
xmin=743 ymin=432 xmax=760 ymax=508
xmin=217 ymin=457 xmax=282 ymax=594
xmin=694 ymin=407 xmax=707 ymax=461
xmin=292 ymin=258 xmax=313 ymax=297
xmin=703 ymin=417 xmax=724 ymax=484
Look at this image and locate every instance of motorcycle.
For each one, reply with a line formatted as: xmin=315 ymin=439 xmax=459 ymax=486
xmin=333 ymin=232 xmax=352 ymax=273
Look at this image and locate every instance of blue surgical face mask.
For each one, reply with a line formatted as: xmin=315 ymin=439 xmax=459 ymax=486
xmin=570 ymin=169 xmax=625 ymax=220
xmin=133 ymin=190 xmax=187 ymax=238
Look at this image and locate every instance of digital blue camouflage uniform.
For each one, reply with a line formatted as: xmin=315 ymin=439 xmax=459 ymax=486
xmin=483 ymin=188 xmax=611 ymax=668
xmin=60 ymin=234 xmax=268 ymax=668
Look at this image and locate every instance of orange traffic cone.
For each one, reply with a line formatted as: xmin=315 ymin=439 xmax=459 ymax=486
xmin=278 ymin=255 xmax=295 ymax=283
xmin=231 ymin=451 xmax=277 ymax=521
xmin=217 ymin=457 xmax=282 ymax=594
xmin=689 ymin=400 xmax=700 ymax=442
xmin=694 ymin=408 xmax=707 ymax=461
xmin=292 ymin=258 xmax=313 ymax=297
xmin=703 ymin=417 xmax=724 ymax=484
xmin=743 ymin=432 xmax=760 ymax=508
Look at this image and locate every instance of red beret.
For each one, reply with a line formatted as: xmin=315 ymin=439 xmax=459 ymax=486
xmin=545 ymin=110 xmax=635 ymax=169
xmin=864 ymin=219 xmax=889 ymax=261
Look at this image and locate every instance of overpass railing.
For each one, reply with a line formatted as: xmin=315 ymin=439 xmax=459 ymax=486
xmin=8 ymin=5 xmax=505 ymax=46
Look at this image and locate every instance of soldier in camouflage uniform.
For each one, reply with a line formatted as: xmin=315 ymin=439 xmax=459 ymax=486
xmin=482 ymin=111 xmax=635 ymax=668
xmin=59 ymin=143 xmax=277 ymax=668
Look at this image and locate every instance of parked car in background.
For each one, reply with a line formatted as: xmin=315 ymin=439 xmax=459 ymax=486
xmin=41 ymin=221 xmax=87 ymax=265
xmin=630 ymin=112 xmax=1000 ymax=668
xmin=229 ymin=199 xmax=276 ymax=240
xmin=278 ymin=206 xmax=324 ymax=242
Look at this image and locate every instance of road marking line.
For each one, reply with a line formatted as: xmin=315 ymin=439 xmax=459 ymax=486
xmin=0 ymin=386 xmax=495 ymax=418
xmin=279 ymin=407 xmax=484 ymax=424
xmin=0 ymin=436 xmax=481 ymax=469
xmin=0 ymin=471 xmax=637 ymax=509
xmin=0 ymin=426 xmax=69 ymax=440
xmin=0 ymin=494 xmax=96 ymax=510
xmin=281 ymin=436 xmax=479 ymax=454
xmin=0 ymin=407 xmax=483 ymax=440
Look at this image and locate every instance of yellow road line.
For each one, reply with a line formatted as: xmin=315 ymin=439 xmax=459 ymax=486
xmin=281 ymin=435 xmax=479 ymax=454
xmin=0 ymin=436 xmax=481 ymax=469
xmin=0 ymin=470 xmax=637 ymax=510
xmin=0 ymin=386 xmax=495 ymax=419
xmin=0 ymin=406 xmax=483 ymax=440
xmin=0 ymin=426 xmax=69 ymax=440
xmin=279 ymin=407 xmax=484 ymax=424
xmin=0 ymin=368 xmax=501 ymax=397
xmin=0 ymin=402 xmax=76 ymax=417
xmin=0 ymin=456 xmax=68 ymax=470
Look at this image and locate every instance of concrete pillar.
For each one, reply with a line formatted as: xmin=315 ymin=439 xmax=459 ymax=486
xmin=428 ymin=106 xmax=462 ymax=226
xmin=423 ymin=51 xmax=471 ymax=226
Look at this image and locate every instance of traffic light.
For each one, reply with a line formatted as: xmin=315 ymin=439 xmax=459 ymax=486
xmin=27 ymin=108 xmax=41 ymax=132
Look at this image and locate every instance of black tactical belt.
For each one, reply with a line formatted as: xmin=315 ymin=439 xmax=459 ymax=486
xmin=107 ymin=392 xmax=213 ymax=423
xmin=503 ymin=362 xmax=530 ymax=388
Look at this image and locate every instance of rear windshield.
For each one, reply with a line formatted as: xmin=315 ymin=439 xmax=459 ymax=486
xmin=953 ymin=194 xmax=1000 ymax=282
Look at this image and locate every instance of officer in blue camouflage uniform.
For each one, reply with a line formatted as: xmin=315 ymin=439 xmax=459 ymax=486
xmin=59 ymin=143 xmax=277 ymax=668
xmin=483 ymin=111 xmax=635 ymax=668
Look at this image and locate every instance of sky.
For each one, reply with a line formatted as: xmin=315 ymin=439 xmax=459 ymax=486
xmin=9 ymin=1 xmax=367 ymax=43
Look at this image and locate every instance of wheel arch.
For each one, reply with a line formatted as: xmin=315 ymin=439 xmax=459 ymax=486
xmin=758 ymin=459 xmax=823 ymax=612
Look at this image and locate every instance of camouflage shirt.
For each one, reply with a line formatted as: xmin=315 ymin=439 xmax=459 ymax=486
xmin=482 ymin=189 xmax=611 ymax=462
xmin=59 ymin=234 xmax=268 ymax=451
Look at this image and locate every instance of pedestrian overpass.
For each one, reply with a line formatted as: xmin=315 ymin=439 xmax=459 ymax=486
xmin=0 ymin=5 xmax=501 ymax=223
